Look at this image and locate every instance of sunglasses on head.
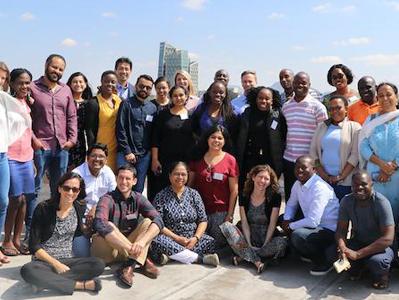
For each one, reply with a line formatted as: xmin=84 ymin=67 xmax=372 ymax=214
xmin=61 ymin=185 xmax=80 ymax=193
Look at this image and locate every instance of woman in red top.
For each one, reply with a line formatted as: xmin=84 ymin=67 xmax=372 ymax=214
xmin=189 ymin=125 xmax=239 ymax=247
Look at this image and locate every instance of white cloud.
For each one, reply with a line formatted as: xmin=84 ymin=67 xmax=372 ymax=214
xmin=181 ymin=0 xmax=207 ymax=10
xmin=20 ymin=12 xmax=35 ymax=21
xmin=268 ymin=12 xmax=285 ymax=20
xmin=312 ymin=3 xmax=331 ymax=13
xmin=350 ymin=53 xmax=399 ymax=66
xmin=292 ymin=45 xmax=306 ymax=51
xmin=101 ymin=12 xmax=116 ymax=18
xmin=341 ymin=5 xmax=356 ymax=12
xmin=189 ymin=52 xmax=199 ymax=61
xmin=61 ymin=38 xmax=77 ymax=47
xmin=387 ymin=1 xmax=399 ymax=11
xmin=333 ymin=37 xmax=371 ymax=46
xmin=310 ymin=56 xmax=341 ymax=64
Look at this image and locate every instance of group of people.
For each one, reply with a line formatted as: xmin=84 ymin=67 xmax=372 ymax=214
xmin=0 ymin=54 xmax=398 ymax=294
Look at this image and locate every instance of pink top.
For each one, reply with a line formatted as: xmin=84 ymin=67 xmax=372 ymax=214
xmin=189 ymin=152 xmax=239 ymax=214
xmin=8 ymin=98 xmax=34 ymax=162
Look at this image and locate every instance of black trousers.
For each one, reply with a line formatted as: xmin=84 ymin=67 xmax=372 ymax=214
xmin=20 ymin=257 xmax=105 ymax=295
xmin=283 ymin=159 xmax=296 ymax=201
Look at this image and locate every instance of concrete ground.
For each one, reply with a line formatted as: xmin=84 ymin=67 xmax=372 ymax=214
xmin=1 ymin=181 xmax=399 ymax=299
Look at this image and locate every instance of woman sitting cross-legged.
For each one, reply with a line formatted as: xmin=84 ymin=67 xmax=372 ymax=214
xmin=150 ymin=161 xmax=219 ymax=267
xmin=20 ymin=172 xmax=105 ymax=295
xmin=220 ymin=165 xmax=287 ymax=274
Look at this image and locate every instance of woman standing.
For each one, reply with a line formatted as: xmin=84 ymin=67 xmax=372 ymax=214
xmin=0 ymin=62 xmax=31 ymax=265
xmin=189 ymin=125 xmax=239 ymax=247
xmin=66 ymin=72 xmax=93 ymax=170
xmin=310 ymin=95 xmax=361 ymax=200
xmin=323 ymin=64 xmax=359 ymax=106
xmin=2 ymin=69 xmax=35 ymax=256
xmin=191 ymin=81 xmax=238 ymax=141
xmin=151 ymin=162 xmax=219 ymax=266
xmin=86 ymin=71 xmax=121 ymax=173
xmin=236 ymin=86 xmax=286 ymax=194
xmin=150 ymin=86 xmax=195 ymax=201
xmin=359 ymin=82 xmax=399 ymax=219
xmin=151 ymin=76 xmax=170 ymax=112
xmin=220 ymin=165 xmax=287 ymax=273
xmin=175 ymin=70 xmax=199 ymax=111
xmin=20 ymin=172 xmax=104 ymax=295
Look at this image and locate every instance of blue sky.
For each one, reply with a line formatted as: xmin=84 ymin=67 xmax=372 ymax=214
xmin=2 ymin=0 xmax=399 ymax=93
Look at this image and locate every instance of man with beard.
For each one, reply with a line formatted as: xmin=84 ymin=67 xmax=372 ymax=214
xmin=115 ymin=57 xmax=134 ymax=101
xmin=281 ymin=72 xmax=327 ymax=199
xmin=335 ymin=170 xmax=394 ymax=289
xmin=348 ymin=76 xmax=380 ymax=125
xmin=116 ymin=75 xmax=156 ymax=194
xmin=27 ymin=54 xmax=77 ymax=245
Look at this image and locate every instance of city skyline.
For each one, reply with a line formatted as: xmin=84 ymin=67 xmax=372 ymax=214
xmin=1 ymin=1 xmax=399 ymax=94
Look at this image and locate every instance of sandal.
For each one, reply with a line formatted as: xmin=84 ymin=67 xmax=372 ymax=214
xmin=256 ymin=262 xmax=265 ymax=274
xmin=1 ymin=247 xmax=20 ymax=256
xmin=232 ymin=256 xmax=242 ymax=266
xmin=83 ymin=278 xmax=102 ymax=294
xmin=372 ymin=274 xmax=389 ymax=290
xmin=19 ymin=244 xmax=30 ymax=255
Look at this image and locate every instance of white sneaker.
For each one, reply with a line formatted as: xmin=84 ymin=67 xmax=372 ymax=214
xmin=203 ymin=254 xmax=219 ymax=267
xmin=160 ymin=254 xmax=169 ymax=265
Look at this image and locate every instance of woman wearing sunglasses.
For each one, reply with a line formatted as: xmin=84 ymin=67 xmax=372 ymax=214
xmin=323 ymin=64 xmax=359 ymax=106
xmin=189 ymin=125 xmax=238 ymax=247
xmin=20 ymin=172 xmax=105 ymax=295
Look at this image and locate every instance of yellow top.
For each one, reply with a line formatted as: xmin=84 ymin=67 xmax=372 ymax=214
xmin=96 ymin=93 xmax=121 ymax=173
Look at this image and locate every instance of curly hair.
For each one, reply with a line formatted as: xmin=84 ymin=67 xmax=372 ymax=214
xmin=246 ymin=86 xmax=282 ymax=110
xmin=242 ymin=165 xmax=280 ymax=200
xmin=327 ymin=64 xmax=354 ymax=86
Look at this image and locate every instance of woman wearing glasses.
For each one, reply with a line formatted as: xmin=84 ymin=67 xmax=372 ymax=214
xmin=20 ymin=172 xmax=105 ymax=295
xmin=323 ymin=64 xmax=359 ymax=106
xmin=189 ymin=125 xmax=239 ymax=247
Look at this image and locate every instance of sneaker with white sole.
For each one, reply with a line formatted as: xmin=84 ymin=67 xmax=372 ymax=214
xmin=310 ymin=264 xmax=333 ymax=276
xmin=203 ymin=254 xmax=219 ymax=267
xmin=300 ymin=256 xmax=312 ymax=263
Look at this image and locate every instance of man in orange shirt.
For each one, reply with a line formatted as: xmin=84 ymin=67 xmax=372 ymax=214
xmin=348 ymin=76 xmax=380 ymax=125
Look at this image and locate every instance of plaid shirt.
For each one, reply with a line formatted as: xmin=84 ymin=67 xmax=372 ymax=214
xmin=93 ymin=189 xmax=164 ymax=237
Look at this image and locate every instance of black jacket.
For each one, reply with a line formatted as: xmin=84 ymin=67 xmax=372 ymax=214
xmin=29 ymin=199 xmax=87 ymax=255
xmin=236 ymin=107 xmax=287 ymax=177
xmin=85 ymin=96 xmax=100 ymax=148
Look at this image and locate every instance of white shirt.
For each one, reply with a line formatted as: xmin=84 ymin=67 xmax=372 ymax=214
xmin=73 ymin=162 xmax=117 ymax=213
xmin=231 ymin=94 xmax=248 ymax=115
xmin=284 ymin=174 xmax=339 ymax=231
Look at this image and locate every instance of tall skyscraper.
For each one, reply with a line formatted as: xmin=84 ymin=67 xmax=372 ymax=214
xmin=158 ymin=42 xmax=199 ymax=95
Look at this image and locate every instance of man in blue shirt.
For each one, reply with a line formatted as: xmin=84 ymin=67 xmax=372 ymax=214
xmin=116 ymin=75 xmax=156 ymax=193
xmin=115 ymin=57 xmax=135 ymax=101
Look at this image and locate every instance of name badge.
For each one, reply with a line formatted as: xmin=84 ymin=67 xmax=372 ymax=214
xmin=213 ymin=172 xmax=224 ymax=181
xmin=146 ymin=115 xmax=153 ymax=122
xmin=180 ymin=113 xmax=189 ymax=120
xmin=271 ymin=120 xmax=278 ymax=130
xmin=126 ymin=214 xmax=136 ymax=220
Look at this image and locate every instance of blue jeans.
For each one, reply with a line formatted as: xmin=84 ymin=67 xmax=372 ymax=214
xmin=290 ymin=227 xmax=336 ymax=266
xmin=0 ymin=153 xmax=10 ymax=239
xmin=72 ymin=235 xmax=91 ymax=257
xmin=117 ymin=152 xmax=150 ymax=193
xmin=26 ymin=148 xmax=69 ymax=235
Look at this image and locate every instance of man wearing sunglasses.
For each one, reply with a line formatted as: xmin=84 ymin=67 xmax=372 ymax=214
xmin=116 ymin=74 xmax=157 ymax=194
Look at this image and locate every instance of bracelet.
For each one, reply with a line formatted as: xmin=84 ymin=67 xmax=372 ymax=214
xmin=194 ymin=235 xmax=200 ymax=242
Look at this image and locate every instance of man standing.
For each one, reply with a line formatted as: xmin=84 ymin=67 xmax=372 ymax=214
xmin=282 ymin=155 xmax=339 ymax=275
xmin=335 ymin=171 xmax=394 ymax=289
xmin=348 ymin=76 xmax=380 ymax=125
xmin=115 ymin=57 xmax=134 ymax=101
xmin=29 ymin=54 xmax=77 ymax=236
xmin=72 ymin=143 xmax=116 ymax=257
xmin=231 ymin=70 xmax=257 ymax=115
xmin=282 ymin=72 xmax=328 ymax=199
xmin=279 ymin=69 xmax=295 ymax=105
xmin=116 ymin=75 xmax=157 ymax=193
xmin=92 ymin=165 xmax=163 ymax=288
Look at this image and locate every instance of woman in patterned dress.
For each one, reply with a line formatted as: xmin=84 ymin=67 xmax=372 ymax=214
xmin=220 ymin=165 xmax=287 ymax=273
xmin=150 ymin=162 xmax=219 ymax=266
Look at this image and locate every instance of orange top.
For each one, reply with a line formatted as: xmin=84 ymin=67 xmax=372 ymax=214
xmin=347 ymin=100 xmax=380 ymax=125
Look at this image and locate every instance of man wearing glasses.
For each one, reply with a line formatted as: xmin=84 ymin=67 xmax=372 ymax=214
xmin=72 ymin=143 xmax=117 ymax=256
xmin=116 ymin=75 xmax=157 ymax=194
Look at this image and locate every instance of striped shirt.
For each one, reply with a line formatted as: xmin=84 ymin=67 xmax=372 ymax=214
xmin=282 ymin=94 xmax=328 ymax=162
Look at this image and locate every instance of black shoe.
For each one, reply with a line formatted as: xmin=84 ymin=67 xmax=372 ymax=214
xmin=310 ymin=264 xmax=333 ymax=276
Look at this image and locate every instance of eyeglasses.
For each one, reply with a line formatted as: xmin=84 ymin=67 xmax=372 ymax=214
xmin=206 ymin=165 xmax=213 ymax=183
xmin=332 ymin=73 xmax=345 ymax=81
xmin=61 ymin=185 xmax=80 ymax=193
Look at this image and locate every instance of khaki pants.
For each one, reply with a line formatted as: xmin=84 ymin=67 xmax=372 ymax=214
xmin=91 ymin=218 xmax=152 ymax=265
